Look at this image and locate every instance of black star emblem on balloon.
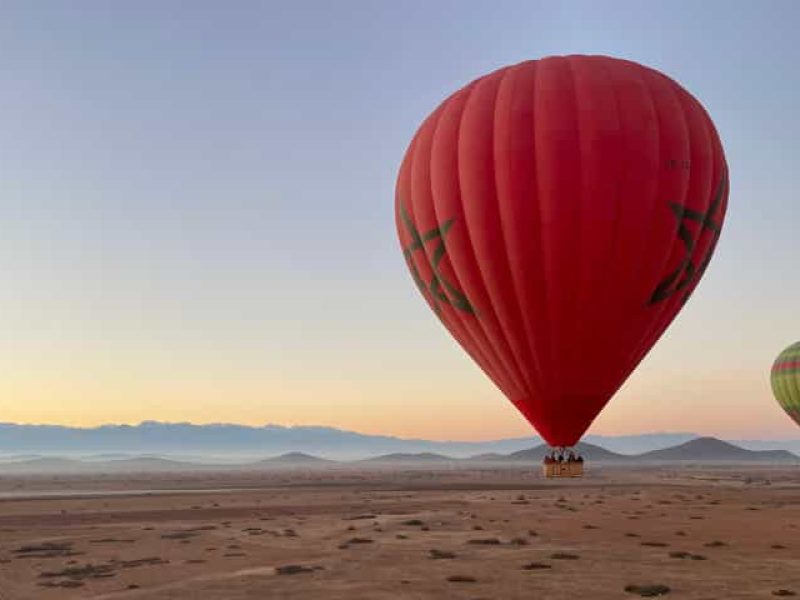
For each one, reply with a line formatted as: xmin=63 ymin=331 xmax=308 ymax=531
xmin=649 ymin=168 xmax=728 ymax=306
xmin=400 ymin=204 xmax=475 ymax=315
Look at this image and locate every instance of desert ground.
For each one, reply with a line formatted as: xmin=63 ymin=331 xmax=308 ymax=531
xmin=0 ymin=465 xmax=797 ymax=599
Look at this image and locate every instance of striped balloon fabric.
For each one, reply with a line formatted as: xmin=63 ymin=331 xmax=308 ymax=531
xmin=771 ymin=341 xmax=800 ymax=427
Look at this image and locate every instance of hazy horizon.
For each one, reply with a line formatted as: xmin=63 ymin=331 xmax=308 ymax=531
xmin=1 ymin=421 xmax=799 ymax=464
xmin=0 ymin=419 xmax=798 ymax=445
xmin=1 ymin=1 xmax=799 ymax=441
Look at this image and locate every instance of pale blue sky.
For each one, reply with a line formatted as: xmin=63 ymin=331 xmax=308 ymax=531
xmin=0 ymin=1 xmax=798 ymax=439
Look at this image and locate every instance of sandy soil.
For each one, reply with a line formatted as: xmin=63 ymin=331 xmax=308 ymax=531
xmin=0 ymin=466 xmax=797 ymax=599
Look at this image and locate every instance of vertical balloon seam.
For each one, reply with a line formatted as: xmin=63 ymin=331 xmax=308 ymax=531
xmin=430 ymin=83 xmax=527 ymax=396
xmin=794 ymin=379 xmax=800 ymax=424
xmin=690 ymin=165 xmax=727 ymax=301
xmin=416 ymin=102 xmax=508 ymax=391
xmin=623 ymin=69 xmax=699 ymax=373
xmin=399 ymin=133 xmax=429 ymax=296
xmin=646 ymin=69 xmax=695 ymax=306
xmin=401 ymin=110 xmax=495 ymax=382
xmin=624 ymin=63 xmax=664 ymax=308
xmin=448 ymin=79 xmax=534 ymax=396
xmin=518 ymin=59 xmax=554 ymax=410
xmin=531 ymin=59 xmax=559 ymax=419
xmin=591 ymin=57 xmax=629 ymax=397
xmin=398 ymin=135 xmax=437 ymax=314
xmin=484 ymin=66 xmax=540 ymax=398
xmin=772 ymin=359 xmax=791 ymax=421
xmin=679 ymin=78 xmax=725 ymax=303
xmin=592 ymin=58 xmax=641 ymax=390
xmin=629 ymin=69 xmax=694 ymax=384
xmin=675 ymin=86 xmax=722 ymax=311
xmin=661 ymin=83 xmax=717 ymax=310
xmin=511 ymin=59 xmax=557 ymax=429
xmin=570 ymin=55 xmax=622 ymax=417
xmin=464 ymin=68 xmax=536 ymax=397
xmin=635 ymin=82 xmax=717 ymax=370
xmin=452 ymin=75 xmax=531 ymax=398
xmin=787 ymin=347 xmax=800 ymax=417
xmin=659 ymin=87 xmax=724 ymax=367
xmin=602 ymin=57 xmax=665 ymax=421
xmin=532 ymin=57 xmax=566 ymax=400
xmin=783 ymin=361 xmax=796 ymax=418
xmin=569 ymin=56 xmax=602 ymax=406
xmin=654 ymin=85 xmax=722 ymax=340
xmin=431 ymin=101 xmax=517 ymax=396
xmin=488 ymin=65 xmax=540 ymax=398
xmin=495 ymin=62 xmax=548 ymax=406
xmin=617 ymin=65 xmax=676 ymax=379
xmin=587 ymin=57 xmax=647 ymax=398
xmin=541 ymin=56 xmax=579 ymax=403
xmin=775 ymin=351 xmax=789 ymax=415
xmin=570 ymin=56 xmax=613 ymax=428
xmin=403 ymin=119 xmax=504 ymax=392
xmin=523 ymin=58 xmax=558 ymax=423
xmin=562 ymin=56 xmax=587 ymax=410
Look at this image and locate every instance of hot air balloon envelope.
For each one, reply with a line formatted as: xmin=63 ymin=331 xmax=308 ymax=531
xmin=771 ymin=341 xmax=800 ymax=427
xmin=395 ymin=55 xmax=728 ymax=447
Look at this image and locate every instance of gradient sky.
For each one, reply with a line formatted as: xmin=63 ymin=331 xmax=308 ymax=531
xmin=1 ymin=1 xmax=798 ymax=440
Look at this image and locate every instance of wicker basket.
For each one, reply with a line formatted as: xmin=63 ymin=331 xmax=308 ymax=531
xmin=542 ymin=461 xmax=584 ymax=478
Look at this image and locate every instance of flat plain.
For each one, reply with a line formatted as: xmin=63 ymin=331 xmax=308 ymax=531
xmin=0 ymin=465 xmax=797 ymax=599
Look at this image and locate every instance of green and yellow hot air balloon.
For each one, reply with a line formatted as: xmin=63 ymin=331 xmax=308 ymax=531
xmin=771 ymin=341 xmax=800 ymax=427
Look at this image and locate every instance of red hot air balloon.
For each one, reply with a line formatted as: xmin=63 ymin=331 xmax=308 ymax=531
xmin=395 ymin=55 xmax=728 ymax=450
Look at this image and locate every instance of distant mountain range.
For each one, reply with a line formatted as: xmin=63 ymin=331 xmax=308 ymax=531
xmin=361 ymin=438 xmax=798 ymax=465
xmin=255 ymin=452 xmax=334 ymax=466
xmin=361 ymin=452 xmax=454 ymax=463
xmin=637 ymin=437 xmax=797 ymax=462
xmin=1 ymin=422 xmax=798 ymax=460
xmin=0 ymin=437 xmax=796 ymax=474
xmin=0 ymin=421 xmax=536 ymax=459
